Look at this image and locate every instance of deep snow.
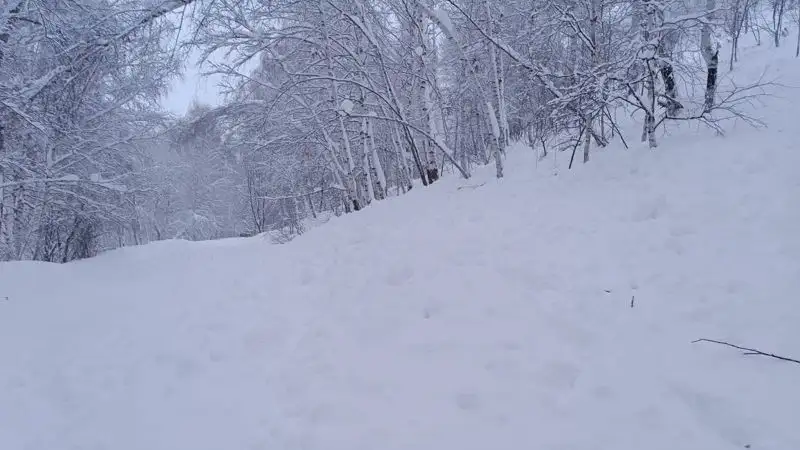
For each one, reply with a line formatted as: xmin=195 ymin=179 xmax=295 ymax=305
xmin=2 ymin=38 xmax=800 ymax=450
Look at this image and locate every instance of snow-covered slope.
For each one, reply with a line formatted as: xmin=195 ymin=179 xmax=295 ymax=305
xmin=2 ymin=42 xmax=800 ymax=450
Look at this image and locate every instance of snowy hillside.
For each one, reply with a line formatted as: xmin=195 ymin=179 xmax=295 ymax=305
xmin=2 ymin=42 xmax=800 ymax=450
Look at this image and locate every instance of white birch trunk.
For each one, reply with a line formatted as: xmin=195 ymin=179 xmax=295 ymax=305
xmin=497 ymin=52 xmax=510 ymax=144
xmin=485 ymin=0 xmax=508 ymax=150
xmin=368 ymin=117 xmax=387 ymax=198
xmin=485 ymin=102 xmax=504 ymax=177
xmin=322 ymin=24 xmax=360 ymax=209
xmin=584 ymin=0 xmax=601 ymax=162
xmin=392 ymin=124 xmax=413 ymax=191
xmin=416 ymin=3 xmax=438 ymax=181
xmin=321 ymin=126 xmax=357 ymax=212
xmin=796 ymin=2 xmax=799 ymax=57
xmin=421 ymin=2 xmax=502 ymax=177
xmin=645 ymin=64 xmax=658 ymax=148
xmin=362 ymin=118 xmax=376 ymax=203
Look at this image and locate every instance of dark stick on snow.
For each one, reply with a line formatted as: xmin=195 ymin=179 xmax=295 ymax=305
xmin=692 ymin=338 xmax=800 ymax=365
xmin=630 ymin=295 xmax=635 ymax=308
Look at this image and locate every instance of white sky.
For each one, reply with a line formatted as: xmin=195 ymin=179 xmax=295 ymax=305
xmin=163 ymin=49 xmax=223 ymax=115
xmin=160 ymin=7 xmax=223 ymax=116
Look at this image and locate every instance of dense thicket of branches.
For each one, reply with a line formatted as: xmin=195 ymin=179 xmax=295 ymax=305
xmin=0 ymin=0 xmax=192 ymax=261
xmin=0 ymin=0 xmax=785 ymax=261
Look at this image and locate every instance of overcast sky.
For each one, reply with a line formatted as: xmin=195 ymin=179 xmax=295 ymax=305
xmin=163 ymin=49 xmax=223 ymax=115
xmin=160 ymin=7 xmax=223 ymax=116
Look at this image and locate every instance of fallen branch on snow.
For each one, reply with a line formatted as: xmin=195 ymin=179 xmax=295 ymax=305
xmin=692 ymin=338 xmax=800 ymax=365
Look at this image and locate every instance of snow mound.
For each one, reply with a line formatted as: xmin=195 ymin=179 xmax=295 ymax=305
xmin=2 ymin=39 xmax=800 ymax=450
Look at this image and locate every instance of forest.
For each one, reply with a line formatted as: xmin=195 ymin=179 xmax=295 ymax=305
xmin=0 ymin=0 xmax=789 ymax=261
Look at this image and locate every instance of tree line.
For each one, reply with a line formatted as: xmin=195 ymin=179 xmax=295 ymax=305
xmin=0 ymin=0 xmax=789 ymax=261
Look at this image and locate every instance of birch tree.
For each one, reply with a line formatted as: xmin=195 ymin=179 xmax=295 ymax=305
xmin=0 ymin=0 xmax=193 ymax=261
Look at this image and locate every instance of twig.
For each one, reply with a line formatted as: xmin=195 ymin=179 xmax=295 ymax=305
xmin=692 ymin=338 xmax=800 ymax=365
xmin=630 ymin=295 xmax=635 ymax=308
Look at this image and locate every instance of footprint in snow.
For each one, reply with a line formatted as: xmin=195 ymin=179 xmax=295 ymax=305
xmin=631 ymin=194 xmax=668 ymax=222
xmin=384 ymin=264 xmax=414 ymax=286
xmin=671 ymin=385 xmax=753 ymax=447
xmin=299 ymin=268 xmax=315 ymax=286
xmin=534 ymin=360 xmax=581 ymax=390
xmin=455 ymin=392 xmax=482 ymax=411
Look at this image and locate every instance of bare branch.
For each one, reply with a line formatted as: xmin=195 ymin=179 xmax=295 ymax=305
xmin=692 ymin=339 xmax=800 ymax=365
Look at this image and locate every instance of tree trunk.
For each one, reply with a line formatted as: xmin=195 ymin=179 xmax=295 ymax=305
xmin=361 ymin=118 xmax=376 ymax=204
xmin=583 ymin=116 xmax=592 ymax=163
xmin=704 ymin=51 xmax=719 ymax=111
xmin=485 ymin=0 xmax=507 ymax=151
xmin=730 ymin=0 xmax=744 ymax=70
xmin=391 ymin=124 xmax=413 ymax=191
xmin=796 ymin=2 xmax=800 ymax=57
xmin=367 ymin=117 xmax=387 ymax=199
xmin=641 ymin=60 xmax=658 ymax=148
xmin=701 ymin=0 xmax=718 ymax=112
xmin=485 ymin=101 xmax=504 ymax=177
xmin=773 ymin=0 xmax=786 ymax=47
xmin=320 ymin=19 xmax=360 ymax=209
xmin=414 ymin=2 xmax=439 ymax=184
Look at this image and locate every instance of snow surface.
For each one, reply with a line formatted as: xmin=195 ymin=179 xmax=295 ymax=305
xmin=2 ymin=38 xmax=800 ymax=450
